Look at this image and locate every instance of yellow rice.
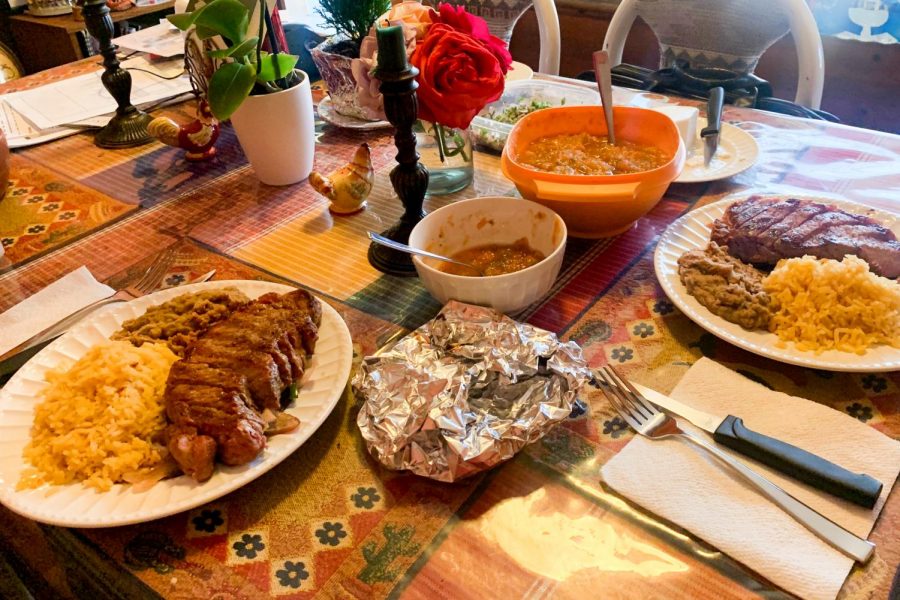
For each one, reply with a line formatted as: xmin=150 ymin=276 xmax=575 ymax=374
xmin=18 ymin=341 xmax=178 ymax=491
xmin=764 ymin=255 xmax=900 ymax=354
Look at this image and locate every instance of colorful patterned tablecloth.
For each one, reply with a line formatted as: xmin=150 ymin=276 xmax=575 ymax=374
xmin=0 ymin=61 xmax=898 ymax=600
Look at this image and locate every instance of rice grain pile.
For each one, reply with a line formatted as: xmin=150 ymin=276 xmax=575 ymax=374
xmin=19 ymin=341 xmax=178 ymax=491
xmin=764 ymin=255 xmax=900 ymax=354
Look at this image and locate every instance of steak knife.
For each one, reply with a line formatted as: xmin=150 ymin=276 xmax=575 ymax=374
xmin=632 ymin=382 xmax=883 ymax=509
xmin=701 ymin=86 xmax=725 ymax=166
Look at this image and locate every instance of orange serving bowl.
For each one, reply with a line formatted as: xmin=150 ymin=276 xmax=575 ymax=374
xmin=501 ymin=105 xmax=686 ymax=238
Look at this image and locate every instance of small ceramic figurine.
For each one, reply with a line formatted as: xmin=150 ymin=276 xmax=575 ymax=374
xmin=309 ymin=143 xmax=375 ymax=214
xmin=148 ymin=99 xmax=221 ymax=162
xmin=147 ymin=29 xmax=220 ymax=162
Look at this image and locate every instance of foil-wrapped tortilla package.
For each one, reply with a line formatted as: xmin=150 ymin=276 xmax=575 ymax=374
xmin=353 ymin=301 xmax=592 ymax=482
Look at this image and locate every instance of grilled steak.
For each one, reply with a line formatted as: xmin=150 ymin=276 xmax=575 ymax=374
xmin=164 ymin=289 xmax=321 ymax=481
xmin=711 ymin=196 xmax=900 ymax=278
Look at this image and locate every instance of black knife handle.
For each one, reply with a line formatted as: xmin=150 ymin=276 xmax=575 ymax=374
xmin=701 ymin=86 xmax=725 ymax=137
xmin=713 ymin=415 xmax=882 ymax=509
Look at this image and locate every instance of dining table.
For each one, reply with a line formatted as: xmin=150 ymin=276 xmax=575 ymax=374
xmin=0 ymin=55 xmax=898 ymax=600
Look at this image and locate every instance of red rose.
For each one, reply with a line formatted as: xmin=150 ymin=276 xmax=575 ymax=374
xmin=410 ymin=23 xmax=505 ymax=130
xmin=434 ymin=3 xmax=513 ymax=74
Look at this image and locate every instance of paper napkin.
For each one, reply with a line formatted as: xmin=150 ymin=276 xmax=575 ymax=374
xmin=601 ymin=358 xmax=900 ymax=600
xmin=0 ymin=266 xmax=114 ymax=356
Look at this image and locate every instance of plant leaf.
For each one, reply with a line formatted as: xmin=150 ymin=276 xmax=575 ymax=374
xmin=167 ymin=12 xmax=197 ymax=31
xmin=193 ymin=0 xmax=250 ymax=44
xmin=208 ymin=36 xmax=259 ymax=59
xmin=208 ymin=61 xmax=256 ymax=120
xmin=256 ymin=53 xmax=299 ymax=83
xmin=194 ymin=25 xmax=220 ymax=40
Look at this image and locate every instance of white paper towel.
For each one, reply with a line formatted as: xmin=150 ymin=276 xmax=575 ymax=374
xmin=0 ymin=266 xmax=114 ymax=356
xmin=601 ymin=358 xmax=900 ymax=600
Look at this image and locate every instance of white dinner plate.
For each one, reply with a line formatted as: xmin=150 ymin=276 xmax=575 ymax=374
xmin=318 ymin=96 xmax=391 ymax=130
xmin=0 ymin=280 xmax=353 ymax=527
xmin=507 ymin=61 xmax=533 ymax=81
xmin=675 ymin=118 xmax=759 ymax=183
xmin=654 ymin=195 xmax=900 ymax=372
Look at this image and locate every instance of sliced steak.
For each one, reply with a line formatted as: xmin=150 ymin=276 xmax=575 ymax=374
xmin=195 ymin=319 xmax=294 ymax=384
xmin=711 ymin=196 xmax=900 ymax=278
xmin=760 ymin=202 xmax=830 ymax=253
xmin=713 ymin=199 xmax=804 ymax=260
xmin=187 ymin=343 xmax=284 ymax=411
xmin=725 ymin=195 xmax=779 ymax=228
xmin=165 ymin=381 xmax=266 ymax=475
xmin=166 ymin=361 xmax=248 ymax=394
xmin=167 ymin=425 xmax=217 ymax=483
xmin=164 ymin=289 xmax=322 ymax=481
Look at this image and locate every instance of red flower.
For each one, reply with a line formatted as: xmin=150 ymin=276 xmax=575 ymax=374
xmin=410 ymin=23 xmax=505 ymax=130
xmin=434 ymin=3 xmax=512 ymax=74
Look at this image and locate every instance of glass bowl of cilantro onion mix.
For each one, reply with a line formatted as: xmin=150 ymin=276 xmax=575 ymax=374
xmin=472 ymin=81 xmax=601 ymax=152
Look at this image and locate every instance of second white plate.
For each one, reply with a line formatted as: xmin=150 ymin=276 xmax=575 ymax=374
xmin=318 ymin=96 xmax=391 ymax=130
xmin=675 ymin=118 xmax=759 ymax=183
xmin=654 ymin=195 xmax=900 ymax=372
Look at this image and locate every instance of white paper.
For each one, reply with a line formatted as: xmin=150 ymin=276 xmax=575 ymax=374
xmin=0 ymin=267 xmax=115 ymax=356
xmin=0 ymin=100 xmax=37 ymax=140
xmin=601 ymin=358 xmax=900 ymax=600
xmin=113 ymin=23 xmax=185 ymax=58
xmin=5 ymin=57 xmax=191 ymax=130
xmin=1 ymin=99 xmax=118 ymax=148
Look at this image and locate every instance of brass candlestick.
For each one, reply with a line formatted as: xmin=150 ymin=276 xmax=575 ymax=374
xmin=367 ymin=26 xmax=429 ymax=277
xmin=81 ymin=0 xmax=154 ymax=148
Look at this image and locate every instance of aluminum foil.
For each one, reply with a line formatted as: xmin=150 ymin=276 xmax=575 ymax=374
xmin=353 ymin=301 xmax=592 ymax=482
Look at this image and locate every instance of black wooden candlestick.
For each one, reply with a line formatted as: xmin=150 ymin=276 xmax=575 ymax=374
xmin=82 ymin=0 xmax=154 ymax=148
xmin=367 ymin=30 xmax=429 ymax=277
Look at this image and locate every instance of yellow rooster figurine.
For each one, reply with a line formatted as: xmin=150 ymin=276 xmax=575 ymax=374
xmin=309 ymin=143 xmax=375 ymax=214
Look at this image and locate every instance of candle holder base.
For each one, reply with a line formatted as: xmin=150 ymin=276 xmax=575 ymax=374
xmin=368 ymin=221 xmax=418 ymax=277
xmin=94 ymin=109 xmax=154 ymax=149
xmin=368 ymin=26 xmax=429 ymax=278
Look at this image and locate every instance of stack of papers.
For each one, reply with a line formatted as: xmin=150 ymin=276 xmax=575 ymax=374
xmin=113 ymin=22 xmax=184 ymax=58
xmin=0 ymin=56 xmax=192 ymax=149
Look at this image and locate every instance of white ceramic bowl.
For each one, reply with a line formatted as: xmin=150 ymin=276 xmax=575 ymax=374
xmin=409 ymin=197 xmax=567 ymax=314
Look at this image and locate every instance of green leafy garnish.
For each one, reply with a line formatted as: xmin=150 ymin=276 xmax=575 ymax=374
xmin=487 ymin=99 xmax=555 ymax=125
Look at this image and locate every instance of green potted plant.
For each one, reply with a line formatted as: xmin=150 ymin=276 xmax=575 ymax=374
xmin=310 ymin=0 xmax=390 ymax=121
xmin=170 ymin=0 xmax=316 ymax=185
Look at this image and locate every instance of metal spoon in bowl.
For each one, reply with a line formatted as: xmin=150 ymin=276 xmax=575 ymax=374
xmin=592 ymin=50 xmax=616 ymax=145
xmin=367 ymin=232 xmax=486 ymax=276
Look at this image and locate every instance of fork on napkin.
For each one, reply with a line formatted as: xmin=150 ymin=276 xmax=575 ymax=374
xmin=600 ymin=358 xmax=900 ymax=600
xmin=0 ymin=266 xmax=114 ymax=358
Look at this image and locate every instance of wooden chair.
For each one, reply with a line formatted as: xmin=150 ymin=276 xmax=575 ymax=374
xmin=437 ymin=0 xmax=561 ymax=75
xmin=602 ymin=0 xmax=825 ymax=109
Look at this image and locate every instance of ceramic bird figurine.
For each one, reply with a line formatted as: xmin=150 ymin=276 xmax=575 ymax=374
xmin=148 ymin=99 xmax=220 ymax=162
xmin=309 ymin=143 xmax=375 ymax=214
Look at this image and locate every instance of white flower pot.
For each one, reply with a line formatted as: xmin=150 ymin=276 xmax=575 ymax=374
xmin=230 ymin=70 xmax=315 ymax=186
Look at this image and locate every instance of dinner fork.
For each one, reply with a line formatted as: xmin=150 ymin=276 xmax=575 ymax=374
xmin=1 ymin=246 xmax=180 ymax=359
xmin=48 ymin=244 xmax=181 ymax=330
xmin=594 ymin=365 xmax=876 ymax=563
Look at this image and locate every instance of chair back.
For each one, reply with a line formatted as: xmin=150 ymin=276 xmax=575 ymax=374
xmin=436 ymin=0 xmax=561 ymax=74
xmin=602 ymin=0 xmax=824 ymax=109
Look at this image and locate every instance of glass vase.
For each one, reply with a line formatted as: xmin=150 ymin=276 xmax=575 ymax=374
xmin=415 ymin=121 xmax=474 ymax=195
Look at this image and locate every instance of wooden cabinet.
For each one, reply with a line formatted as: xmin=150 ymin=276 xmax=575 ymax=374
xmin=9 ymin=1 xmax=175 ymax=74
